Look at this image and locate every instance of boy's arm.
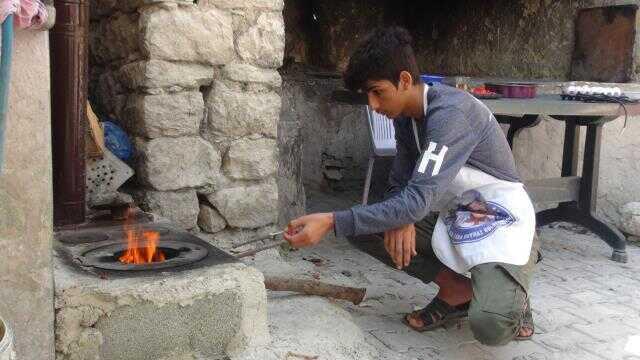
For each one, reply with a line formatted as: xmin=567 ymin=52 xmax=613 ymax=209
xmin=384 ymin=119 xmax=414 ymax=200
xmin=334 ymin=108 xmax=479 ymax=237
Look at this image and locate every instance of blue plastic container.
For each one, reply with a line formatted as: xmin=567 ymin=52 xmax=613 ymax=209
xmin=420 ymin=74 xmax=444 ymax=84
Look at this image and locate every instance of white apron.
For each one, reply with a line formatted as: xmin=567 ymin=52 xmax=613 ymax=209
xmin=431 ymin=166 xmax=536 ymax=274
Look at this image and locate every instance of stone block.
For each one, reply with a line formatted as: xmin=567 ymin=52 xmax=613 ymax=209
xmin=206 ymin=80 xmax=280 ymax=139
xmin=619 ymin=202 xmax=640 ymax=236
xmin=202 ymin=0 xmax=283 ymax=10
xmin=199 ymin=225 xmax=280 ymax=250
xmin=123 ymin=92 xmax=204 ymax=138
xmin=54 ymin=259 xmax=268 ymax=360
xmin=198 ymin=203 xmax=228 ymax=233
xmin=118 ymin=60 xmax=214 ymax=90
xmin=140 ymin=190 xmax=200 ymax=230
xmin=571 ymin=5 xmax=637 ymax=82
xmin=90 ymin=12 xmax=140 ymax=65
xmin=223 ymin=138 xmax=277 ymax=180
xmin=90 ymin=0 xmax=195 ymax=18
xmin=94 ymin=70 xmax=128 ymax=118
xmin=207 ymin=180 xmax=278 ymax=228
xmin=223 ymin=63 xmax=282 ymax=88
xmin=140 ymin=6 xmax=234 ymax=64
xmin=137 ymin=137 xmax=220 ymax=191
xmin=236 ymin=12 xmax=285 ymax=69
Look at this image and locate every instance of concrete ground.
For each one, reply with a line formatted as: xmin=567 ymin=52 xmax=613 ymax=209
xmin=236 ymin=190 xmax=640 ymax=360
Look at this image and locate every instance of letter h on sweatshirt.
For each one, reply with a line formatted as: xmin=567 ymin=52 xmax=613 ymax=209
xmin=418 ymin=142 xmax=448 ymax=176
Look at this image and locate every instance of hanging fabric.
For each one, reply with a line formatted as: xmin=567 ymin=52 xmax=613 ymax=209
xmin=1 ymin=0 xmax=47 ymax=29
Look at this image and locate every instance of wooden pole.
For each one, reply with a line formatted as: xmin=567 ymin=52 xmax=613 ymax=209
xmin=50 ymin=0 xmax=89 ymax=226
xmin=263 ymin=276 xmax=366 ymax=305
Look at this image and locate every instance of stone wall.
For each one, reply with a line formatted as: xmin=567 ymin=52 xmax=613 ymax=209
xmin=0 ymin=29 xmax=54 ymax=359
xmin=280 ymin=0 xmax=640 ymax=229
xmin=280 ymin=71 xmax=392 ymax=198
xmin=283 ymin=0 xmax=640 ymax=80
xmin=89 ymin=0 xmax=285 ymax=245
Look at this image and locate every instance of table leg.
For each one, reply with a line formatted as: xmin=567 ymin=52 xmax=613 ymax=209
xmin=580 ymin=123 xmax=627 ymax=262
xmin=496 ymin=115 xmax=541 ymax=149
xmin=537 ymin=118 xmax=627 ymax=263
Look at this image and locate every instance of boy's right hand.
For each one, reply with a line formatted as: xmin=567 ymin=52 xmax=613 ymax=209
xmin=384 ymin=223 xmax=417 ymax=270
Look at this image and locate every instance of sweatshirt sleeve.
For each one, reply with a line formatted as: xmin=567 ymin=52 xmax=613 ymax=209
xmin=334 ymin=108 xmax=479 ymax=237
xmin=384 ymin=119 xmax=415 ymax=200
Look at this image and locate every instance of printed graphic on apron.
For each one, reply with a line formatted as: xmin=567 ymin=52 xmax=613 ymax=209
xmin=444 ymin=190 xmax=516 ymax=244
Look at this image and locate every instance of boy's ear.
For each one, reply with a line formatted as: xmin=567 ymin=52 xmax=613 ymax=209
xmin=398 ymin=71 xmax=413 ymax=91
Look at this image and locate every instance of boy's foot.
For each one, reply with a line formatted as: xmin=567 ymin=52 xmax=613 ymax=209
xmin=515 ymin=299 xmax=534 ymax=340
xmin=405 ymin=297 xmax=534 ymax=340
xmin=404 ymin=297 xmax=470 ymax=332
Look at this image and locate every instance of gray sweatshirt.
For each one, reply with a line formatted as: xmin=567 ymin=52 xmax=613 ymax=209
xmin=333 ymin=83 xmax=521 ymax=237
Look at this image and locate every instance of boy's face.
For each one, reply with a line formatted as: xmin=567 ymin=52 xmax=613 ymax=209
xmin=364 ymin=71 xmax=413 ymax=119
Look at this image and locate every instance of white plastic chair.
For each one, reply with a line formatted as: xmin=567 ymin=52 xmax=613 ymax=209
xmin=362 ymin=106 xmax=397 ymax=205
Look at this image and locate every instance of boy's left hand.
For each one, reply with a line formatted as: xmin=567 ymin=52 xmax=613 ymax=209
xmin=283 ymin=213 xmax=335 ymax=248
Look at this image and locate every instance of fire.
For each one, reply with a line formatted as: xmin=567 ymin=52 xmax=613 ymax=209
xmin=119 ymin=209 xmax=166 ymax=264
xmin=119 ymin=230 xmax=166 ymax=264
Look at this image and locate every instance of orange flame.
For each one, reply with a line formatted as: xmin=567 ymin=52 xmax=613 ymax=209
xmin=119 ymin=209 xmax=166 ymax=264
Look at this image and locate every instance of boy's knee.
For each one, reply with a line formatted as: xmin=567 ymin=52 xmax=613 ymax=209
xmin=469 ymin=309 xmax=518 ymax=346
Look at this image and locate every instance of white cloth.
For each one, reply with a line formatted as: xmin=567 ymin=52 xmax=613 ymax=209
xmin=431 ymin=165 xmax=536 ymax=274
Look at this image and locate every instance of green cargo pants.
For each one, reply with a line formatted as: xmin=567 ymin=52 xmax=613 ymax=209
xmin=350 ymin=213 xmax=540 ymax=346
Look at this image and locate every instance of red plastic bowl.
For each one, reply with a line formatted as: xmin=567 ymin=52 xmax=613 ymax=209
xmin=485 ymin=83 xmax=537 ymax=98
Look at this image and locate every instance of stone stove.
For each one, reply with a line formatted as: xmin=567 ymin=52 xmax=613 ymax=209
xmin=53 ymin=214 xmax=269 ymax=360
xmin=57 ymin=222 xmax=234 ymax=276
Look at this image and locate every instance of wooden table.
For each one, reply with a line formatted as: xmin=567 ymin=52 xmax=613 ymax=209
xmin=483 ymin=95 xmax=640 ymax=263
xmin=332 ymin=90 xmax=640 ymax=262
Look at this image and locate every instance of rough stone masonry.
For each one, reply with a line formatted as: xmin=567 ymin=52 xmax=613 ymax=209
xmin=89 ymin=0 xmax=285 ymax=246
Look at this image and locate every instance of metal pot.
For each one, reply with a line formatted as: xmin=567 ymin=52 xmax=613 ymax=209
xmin=485 ymin=83 xmax=537 ymax=98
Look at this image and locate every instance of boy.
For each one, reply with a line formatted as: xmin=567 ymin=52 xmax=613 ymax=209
xmin=283 ymin=27 xmax=539 ymax=346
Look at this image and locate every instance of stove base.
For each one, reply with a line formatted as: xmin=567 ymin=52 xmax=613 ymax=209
xmin=53 ymin=257 xmax=268 ymax=360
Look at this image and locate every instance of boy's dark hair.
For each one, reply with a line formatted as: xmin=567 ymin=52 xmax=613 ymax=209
xmin=344 ymin=26 xmax=422 ymax=93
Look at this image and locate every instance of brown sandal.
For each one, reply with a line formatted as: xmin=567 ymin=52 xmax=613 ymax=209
xmin=404 ymin=297 xmax=470 ymax=332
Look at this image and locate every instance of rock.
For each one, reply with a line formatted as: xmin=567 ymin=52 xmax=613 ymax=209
xmin=54 ymin=259 xmax=268 ymax=360
xmin=90 ymin=12 xmax=140 ymax=65
xmin=230 ymin=297 xmax=379 ymax=360
xmin=223 ymin=138 xmax=277 ymax=180
xmin=118 ymin=60 xmax=214 ymax=90
xmin=95 ymin=71 xmax=127 ymax=118
xmin=619 ymin=202 xmax=640 ymax=236
xmin=123 ymin=92 xmax=204 ymax=138
xmin=236 ymin=12 xmax=285 ymax=69
xmin=277 ymin=93 xmax=306 ymax=227
xmin=201 ymin=0 xmax=283 ymax=10
xmin=198 ymin=203 xmax=227 ymax=233
xmin=206 ymin=80 xmax=280 ymax=139
xmin=90 ymin=0 xmax=195 ymax=17
xmin=207 ymin=180 xmax=278 ymax=228
xmin=90 ymin=0 xmax=119 ymax=18
xmin=140 ymin=190 xmax=199 ymax=229
xmin=137 ymin=137 xmax=221 ymax=191
xmin=140 ymin=6 xmax=234 ymax=65
xmin=223 ymin=63 xmax=282 ymax=88
xmin=199 ymin=225 xmax=279 ymax=250
xmin=323 ymin=168 xmax=343 ymax=181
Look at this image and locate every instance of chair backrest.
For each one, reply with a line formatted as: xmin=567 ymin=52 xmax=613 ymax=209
xmin=365 ymin=106 xmax=397 ymax=157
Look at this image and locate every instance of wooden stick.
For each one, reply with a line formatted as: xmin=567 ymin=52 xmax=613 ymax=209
xmin=263 ymin=276 xmax=366 ymax=305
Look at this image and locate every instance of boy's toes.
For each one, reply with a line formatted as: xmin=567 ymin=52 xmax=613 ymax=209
xmin=517 ymin=324 xmax=534 ymax=338
xmin=405 ymin=313 xmax=425 ymax=329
